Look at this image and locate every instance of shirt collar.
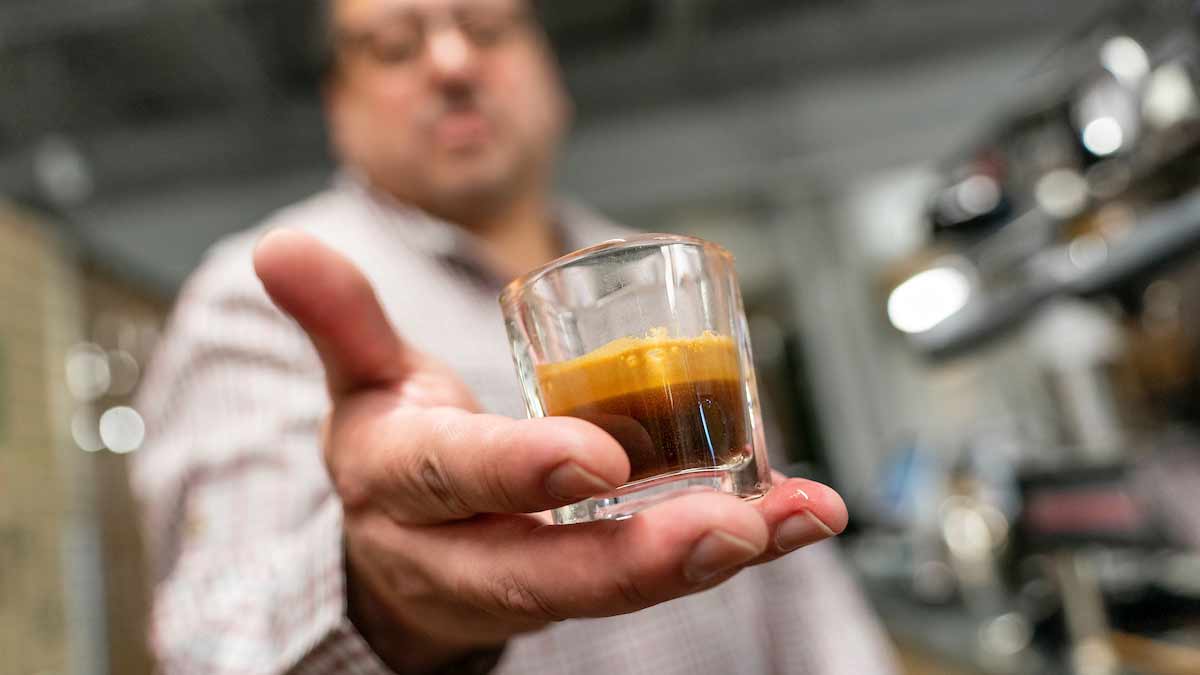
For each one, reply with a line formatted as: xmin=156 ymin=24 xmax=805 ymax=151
xmin=334 ymin=170 xmax=630 ymax=286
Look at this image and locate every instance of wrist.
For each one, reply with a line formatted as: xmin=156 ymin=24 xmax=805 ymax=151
xmin=345 ymin=559 xmax=454 ymax=673
xmin=344 ymin=545 xmax=505 ymax=674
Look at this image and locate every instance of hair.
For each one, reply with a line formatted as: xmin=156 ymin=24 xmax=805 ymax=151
xmin=311 ymin=0 xmax=548 ymax=82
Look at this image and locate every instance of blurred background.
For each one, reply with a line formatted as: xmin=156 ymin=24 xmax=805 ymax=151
xmin=5 ymin=0 xmax=1200 ymax=673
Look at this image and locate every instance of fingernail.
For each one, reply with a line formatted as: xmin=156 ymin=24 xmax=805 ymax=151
xmin=546 ymin=462 xmax=613 ymax=501
xmin=685 ymin=531 xmax=761 ymax=583
xmin=775 ymin=511 xmax=837 ymax=552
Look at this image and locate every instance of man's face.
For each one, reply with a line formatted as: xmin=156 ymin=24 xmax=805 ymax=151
xmin=327 ymin=0 xmax=570 ymax=217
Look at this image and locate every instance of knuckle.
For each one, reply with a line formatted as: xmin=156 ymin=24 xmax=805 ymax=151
xmin=477 ymin=423 xmax=524 ymax=510
xmin=484 ymin=573 xmax=564 ymax=623
xmin=593 ymin=521 xmax=657 ymax=609
xmin=480 ymin=456 xmax=519 ymax=512
xmin=613 ymin=574 xmax=657 ymax=609
xmin=411 ymin=451 xmax=472 ymax=517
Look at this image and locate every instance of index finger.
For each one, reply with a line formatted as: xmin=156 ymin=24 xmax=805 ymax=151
xmin=253 ymin=228 xmax=414 ymax=396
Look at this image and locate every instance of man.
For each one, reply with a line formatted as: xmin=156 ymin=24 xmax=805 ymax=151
xmin=132 ymin=0 xmax=898 ymax=672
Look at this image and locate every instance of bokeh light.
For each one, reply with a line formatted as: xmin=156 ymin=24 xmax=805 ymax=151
xmin=98 ymin=406 xmax=145 ymax=454
xmin=887 ymin=265 xmax=972 ymax=334
xmin=65 ymin=343 xmax=111 ymax=402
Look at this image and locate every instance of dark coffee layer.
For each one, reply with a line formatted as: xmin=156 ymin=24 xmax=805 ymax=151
xmin=550 ymin=378 xmax=748 ymax=482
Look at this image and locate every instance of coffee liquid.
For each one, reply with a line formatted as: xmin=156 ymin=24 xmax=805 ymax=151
xmin=536 ymin=330 xmax=749 ymax=482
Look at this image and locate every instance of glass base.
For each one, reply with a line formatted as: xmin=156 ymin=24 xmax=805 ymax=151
xmin=551 ymin=453 xmax=768 ymax=524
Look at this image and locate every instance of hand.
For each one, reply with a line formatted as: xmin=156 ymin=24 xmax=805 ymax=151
xmin=253 ymin=229 xmax=849 ymax=672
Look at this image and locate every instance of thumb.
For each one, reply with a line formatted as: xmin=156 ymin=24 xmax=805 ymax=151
xmin=253 ymin=228 xmax=411 ymax=396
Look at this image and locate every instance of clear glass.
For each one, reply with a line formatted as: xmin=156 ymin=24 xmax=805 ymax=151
xmin=500 ymin=234 xmax=772 ymax=524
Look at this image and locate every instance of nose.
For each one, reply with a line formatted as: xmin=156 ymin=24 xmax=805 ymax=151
xmin=427 ymin=24 xmax=479 ymax=83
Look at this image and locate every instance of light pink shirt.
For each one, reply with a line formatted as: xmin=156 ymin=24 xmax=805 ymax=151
xmin=132 ymin=176 xmax=898 ymax=674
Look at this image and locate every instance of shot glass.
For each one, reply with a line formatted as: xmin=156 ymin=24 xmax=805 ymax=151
xmin=499 ymin=234 xmax=771 ymax=524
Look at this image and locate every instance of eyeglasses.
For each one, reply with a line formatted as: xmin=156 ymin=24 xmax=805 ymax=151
xmin=334 ymin=6 xmax=534 ymax=68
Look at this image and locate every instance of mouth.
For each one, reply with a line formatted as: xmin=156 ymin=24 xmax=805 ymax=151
xmin=433 ymin=110 xmax=492 ymax=151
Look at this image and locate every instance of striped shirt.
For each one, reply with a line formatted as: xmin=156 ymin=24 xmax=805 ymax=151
xmin=131 ymin=175 xmax=898 ymax=675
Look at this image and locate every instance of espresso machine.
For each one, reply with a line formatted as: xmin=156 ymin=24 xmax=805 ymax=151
xmin=871 ymin=1 xmax=1200 ymax=672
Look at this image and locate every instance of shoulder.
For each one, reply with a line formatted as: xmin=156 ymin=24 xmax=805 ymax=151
xmin=179 ymin=186 xmax=371 ymax=313
xmin=137 ymin=192 xmax=354 ymax=409
xmin=152 ymin=188 xmax=371 ymax=376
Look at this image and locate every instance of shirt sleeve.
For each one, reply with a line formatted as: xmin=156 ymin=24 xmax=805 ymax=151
xmin=130 ymin=238 xmax=395 ymax=675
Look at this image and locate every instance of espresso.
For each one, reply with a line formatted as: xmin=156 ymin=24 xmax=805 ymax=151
xmin=536 ymin=330 xmax=749 ymax=482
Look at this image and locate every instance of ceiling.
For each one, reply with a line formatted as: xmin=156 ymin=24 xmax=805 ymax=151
xmin=0 ymin=0 xmax=1118 ymax=194
xmin=0 ymin=0 xmax=1120 ymax=290
xmin=0 ymin=0 xmax=770 ymax=155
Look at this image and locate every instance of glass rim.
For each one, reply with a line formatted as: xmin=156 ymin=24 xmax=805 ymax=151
xmin=499 ymin=233 xmax=733 ymax=310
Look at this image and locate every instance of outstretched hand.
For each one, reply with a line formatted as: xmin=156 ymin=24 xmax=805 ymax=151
xmin=253 ymin=229 xmax=849 ymax=672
